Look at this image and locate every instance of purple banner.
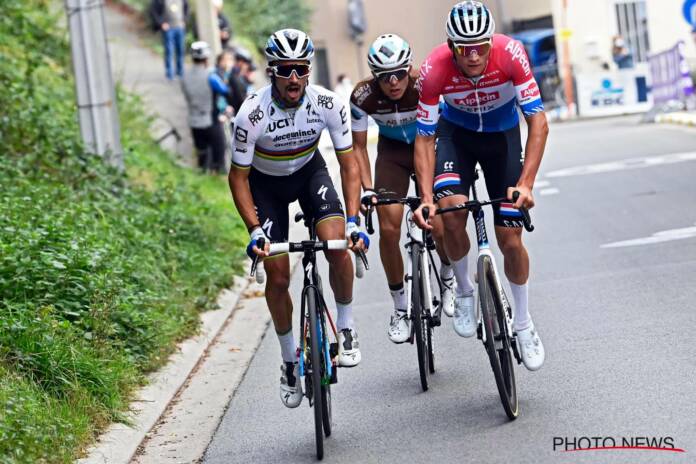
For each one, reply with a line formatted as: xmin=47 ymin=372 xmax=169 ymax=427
xmin=648 ymin=41 xmax=694 ymax=105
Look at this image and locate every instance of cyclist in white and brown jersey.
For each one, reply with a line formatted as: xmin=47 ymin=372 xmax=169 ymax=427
xmin=351 ymin=35 xmax=455 ymax=344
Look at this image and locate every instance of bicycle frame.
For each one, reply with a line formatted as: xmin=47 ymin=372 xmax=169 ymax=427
xmin=404 ymin=209 xmax=437 ymax=325
xmin=297 ymin=226 xmax=337 ymax=386
xmin=469 ymin=183 xmax=515 ymax=348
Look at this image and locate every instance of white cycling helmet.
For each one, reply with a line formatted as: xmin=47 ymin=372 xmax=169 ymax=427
xmin=446 ymin=1 xmax=496 ymax=43
xmin=190 ymin=41 xmax=211 ymax=60
xmin=367 ymin=34 xmax=413 ymax=73
xmin=264 ymin=28 xmax=314 ymax=63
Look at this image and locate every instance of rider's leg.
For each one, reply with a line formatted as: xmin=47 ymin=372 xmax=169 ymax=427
xmin=436 ymin=195 xmax=475 ymax=297
xmin=374 ymin=136 xmax=412 ymax=310
xmin=376 ymin=203 xmax=407 ymax=307
xmin=262 ymin=255 xmax=296 ymax=360
xmin=494 ymin=226 xmax=530 ymax=330
xmin=315 ymin=216 xmax=355 ymax=330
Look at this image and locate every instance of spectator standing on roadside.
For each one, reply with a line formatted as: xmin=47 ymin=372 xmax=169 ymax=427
xmin=149 ymin=0 xmax=189 ymax=80
xmin=212 ymin=0 xmax=232 ymax=49
xmin=181 ymin=42 xmax=233 ymax=173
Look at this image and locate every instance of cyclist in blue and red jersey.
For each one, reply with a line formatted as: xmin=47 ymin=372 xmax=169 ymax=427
xmin=413 ymin=1 xmax=549 ymax=371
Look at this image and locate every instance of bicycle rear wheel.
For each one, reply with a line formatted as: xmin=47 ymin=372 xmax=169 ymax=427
xmin=478 ymin=255 xmax=519 ymax=420
xmin=306 ymin=289 xmax=325 ymax=459
xmin=411 ymin=243 xmax=429 ymax=391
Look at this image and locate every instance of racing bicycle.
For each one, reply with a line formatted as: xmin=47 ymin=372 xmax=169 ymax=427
xmin=251 ymin=212 xmax=368 ymax=459
xmin=436 ymin=171 xmax=533 ymax=420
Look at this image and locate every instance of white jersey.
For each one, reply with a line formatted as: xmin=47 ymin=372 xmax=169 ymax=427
xmin=231 ymin=84 xmax=353 ymax=176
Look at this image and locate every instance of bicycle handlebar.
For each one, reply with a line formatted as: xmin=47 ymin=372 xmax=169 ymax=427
xmin=251 ymin=234 xmax=368 ymax=284
xmin=361 ymin=195 xmax=422 ymax=235
xmin=436 ymin=194 xmax=535 ymax=232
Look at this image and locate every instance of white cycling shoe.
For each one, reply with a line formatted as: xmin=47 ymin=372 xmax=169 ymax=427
xmin=453 ymin=294 xmax=477 ymax=337
xmin=388 ymin=310 xmax=410 ymax=344
xmin=279 ymin=362 xmax=303 ymax=408
xmin=338 ymin=328 xmax=361 ymax=367
xmin=441 ymin=277 xmax=456 ymax=317
xmin=516 ymin=322 xmax=545 ymax=371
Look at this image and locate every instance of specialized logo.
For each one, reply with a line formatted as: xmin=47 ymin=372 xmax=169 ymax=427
xmin=317 ymin=95 xmax=334 ymax=109
xmin=262 ymin=218 xmax=273 ymax=237
xmin=454 ymin=91 xmax=500 ymax=107
xmin=504 ymin=40 xmax=531 ymax=77
xmin=235 ymin=126 xmax=248 ymax=143
xmin=248 ymin=105 xmax=264 ymax=126
xmin=317 ymin=184 xmax=328 ymax=201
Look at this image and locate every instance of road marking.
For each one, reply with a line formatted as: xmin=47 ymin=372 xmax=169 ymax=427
xmin=545 ymin=152 xmax=696 ymax=178
xmin=535 ymin=180 xmax=551 ymax=188
xmin=601 ymin=223 xmax=696 ymax=248
xmin=539 ymin=187 xmax=560 ymax=196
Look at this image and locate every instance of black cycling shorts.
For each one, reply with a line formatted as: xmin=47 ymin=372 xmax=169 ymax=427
xmin=249 ymin=152 xmax=344 ymax=242
xmin=375 ymin=135 xmax=414 ymax=198
xmin=433 ymin=118 xmax=525 ymax=228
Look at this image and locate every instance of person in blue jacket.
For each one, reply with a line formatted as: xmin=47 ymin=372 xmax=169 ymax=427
xmin=181 ymin=41 xmax=235 ymax=173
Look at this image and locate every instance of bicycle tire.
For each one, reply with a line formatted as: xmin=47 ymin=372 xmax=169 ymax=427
xmin=478 ymin=255 xmax=518 ymax=420
xmin=318 ymin=306 xmax=332 ymax=437
xmin=307 ymin=289 xmax=325 ymax=459
xmin=411 ymin=243 xmax=429 ymax=391
xmin=426 ymin=255 xmax=436 ymax=374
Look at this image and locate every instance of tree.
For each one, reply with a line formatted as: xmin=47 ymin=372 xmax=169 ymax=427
xmin=224 ymin=0 xmax=312 ymax=54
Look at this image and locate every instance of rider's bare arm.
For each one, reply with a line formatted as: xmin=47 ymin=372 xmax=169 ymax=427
xmin=228 ymin=167 xmax=260 ymax=232
xmin=337 ymin=150 xmax=361 ymax=220
xmin=509 ymin=112 xmax=549 ymax=208
xmin=352 ymin=130 xmax=373 ymax=191
xmin=414 ymin=134 xmax=436 ymax=205
xmin=518 ymin=112 xmax=549 ymax=190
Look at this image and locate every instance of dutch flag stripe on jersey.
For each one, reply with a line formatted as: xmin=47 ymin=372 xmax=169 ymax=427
xmin=434 ymin=173 xmax=461 ymax=190
xmin=499 ymin=202 xmax=523 ymax=217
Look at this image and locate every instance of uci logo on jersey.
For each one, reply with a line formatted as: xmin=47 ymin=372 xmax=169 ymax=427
xmin=267 ymin=118 xmax=294 ymax=133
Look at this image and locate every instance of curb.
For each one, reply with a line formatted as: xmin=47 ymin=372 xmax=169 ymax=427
xmin=654 ymin=112 xmax=696 ymax=127
xmin=78 ymin=277 xmax=250 ymax=464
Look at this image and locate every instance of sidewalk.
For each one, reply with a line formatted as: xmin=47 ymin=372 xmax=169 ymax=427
xmin=105 ymin=1 xmax=194 ymax=166
xmin=654 ymin=111 xmax=696 ymax=127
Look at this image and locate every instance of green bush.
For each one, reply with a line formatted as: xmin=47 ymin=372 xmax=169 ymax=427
xmin=0 ymin=1 xmax=246 ymax=462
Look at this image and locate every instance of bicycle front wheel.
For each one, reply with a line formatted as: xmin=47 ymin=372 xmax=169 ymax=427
xmin=478 ymin=255 xmax=519 ymax=420
xmin=411 ymin=243 xmax=429 ymax=391
xmin=318 ymin=306 xmax=332 ymax=437
xmin=307 ymin=288 xmax=325 ymax=459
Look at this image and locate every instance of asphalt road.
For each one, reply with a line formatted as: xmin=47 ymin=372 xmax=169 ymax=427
xmin=204 ymin=116 xmax=696 ymax=464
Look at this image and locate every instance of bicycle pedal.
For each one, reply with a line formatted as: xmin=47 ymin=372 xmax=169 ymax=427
xmin=330 ymin=365 xmax=338 ymax=384
xmin=329 ymin=342 xmax=338 ymax=358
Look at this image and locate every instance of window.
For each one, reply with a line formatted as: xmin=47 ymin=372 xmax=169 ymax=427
xmin=614 ymin=0 xmax=650 ymax=63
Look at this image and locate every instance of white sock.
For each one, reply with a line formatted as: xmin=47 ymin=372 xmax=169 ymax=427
xmin=452 ymin=256 xmax=475 ymax=297
xmin=277 ymin=329 xmax=296 ymax=363
xmin=336 ymin=301 xmax=353 ymax=331
xmin=440 ymin=262 xmax=454 ymax=280
xmin=389 ymin=284 xmax=407 ymax=311
xmin=510 ymin=282 xmax=531 ymax=331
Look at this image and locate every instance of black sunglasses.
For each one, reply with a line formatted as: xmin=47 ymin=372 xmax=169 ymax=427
xmin=374 ymin=68 xmax=409 ymax=83
xmin=271 ymin=63 xmax=312 ymax=79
